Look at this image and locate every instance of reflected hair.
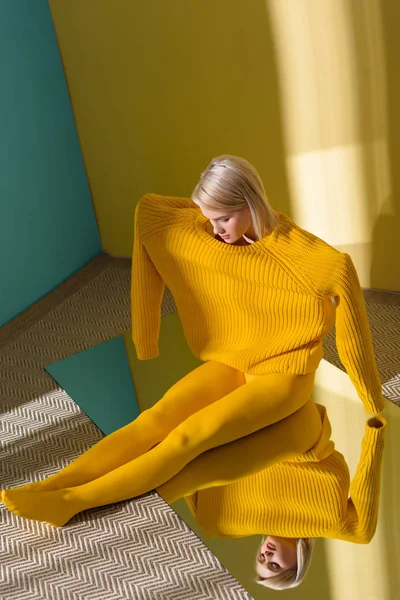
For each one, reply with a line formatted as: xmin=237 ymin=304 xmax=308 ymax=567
xmin=192 ymin=155 xmax=280 ymax=241
xmin=255 ymin=537 xmax=315 ymax=591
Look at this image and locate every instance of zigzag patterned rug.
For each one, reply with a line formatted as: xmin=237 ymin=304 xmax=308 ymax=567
xmin=0 ymin=254 xmax=251 ymax=600
xmin=1 ymin=254 xmax=399 ymax=599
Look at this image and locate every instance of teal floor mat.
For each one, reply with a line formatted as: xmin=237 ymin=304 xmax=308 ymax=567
xmin=45 ymin=336 xmax=139 ymax=435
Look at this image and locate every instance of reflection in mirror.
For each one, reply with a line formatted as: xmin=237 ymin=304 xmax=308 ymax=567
xmin=33 ymin=317 xmax=399 ymax=599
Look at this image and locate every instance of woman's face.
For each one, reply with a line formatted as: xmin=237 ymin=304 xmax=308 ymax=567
xmin=200 ymin=206 xmax=255 ymax=244
xmin=256 ymin=536 xmax=297 ymax=579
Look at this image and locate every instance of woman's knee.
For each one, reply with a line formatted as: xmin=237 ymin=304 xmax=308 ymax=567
xmin=138 ymin=404 xmax=176 ymax=438
xmin=165 ymin=419 xmax=209 ymax=455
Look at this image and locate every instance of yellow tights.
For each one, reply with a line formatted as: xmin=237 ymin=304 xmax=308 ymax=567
xmin=1 ymin=361 xmax=315 ymax=527
xmin=158 ymin=397 xmax=322 ymax=504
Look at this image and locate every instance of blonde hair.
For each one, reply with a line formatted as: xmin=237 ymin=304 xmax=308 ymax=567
xmin=255 ymin=537 xmax=315 ymax=591
xmin=192 ymin=155 xmax=280 ymax=241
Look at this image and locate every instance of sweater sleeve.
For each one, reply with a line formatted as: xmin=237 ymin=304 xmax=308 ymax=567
xmin=331 ymin=253 xmax=386 ymax=415
xmin=131 ymin=200 xmax=165 ymax=359
xmin=335 ymin=416 xmax=386 ymax=543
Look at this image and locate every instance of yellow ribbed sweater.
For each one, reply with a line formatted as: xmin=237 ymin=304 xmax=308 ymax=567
xmin=132 ymin=194 xmax=385 ymax=415
xmin=184 ymin=408 xmax=386 ymax=544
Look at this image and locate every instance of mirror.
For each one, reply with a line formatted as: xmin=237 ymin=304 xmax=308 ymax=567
xmin=45 ymin=312 xmax=400 ymax=599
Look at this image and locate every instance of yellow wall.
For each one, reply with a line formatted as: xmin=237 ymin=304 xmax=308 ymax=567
xmin=48 ymin=0 xmax=293 ymax=256
xmin=49 ymin=0 xmax=400 ymax=291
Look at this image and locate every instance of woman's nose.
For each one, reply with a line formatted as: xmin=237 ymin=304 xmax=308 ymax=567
xmin=258 ymin=551 xmax=274 ymax=563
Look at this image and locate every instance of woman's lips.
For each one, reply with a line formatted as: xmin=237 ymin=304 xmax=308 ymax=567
xmin=266 ymin=542 xmax=276 ymax=551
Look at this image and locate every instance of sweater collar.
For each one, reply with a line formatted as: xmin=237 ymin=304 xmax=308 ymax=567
xmin=194 ymin=210 xmax=288 ymax=253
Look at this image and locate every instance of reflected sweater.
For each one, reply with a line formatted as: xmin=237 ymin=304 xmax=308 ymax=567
xmin=184 ymin=409 xmax=386 ymax=544
xmin=132 ymin=194 xmax=385 ymax=415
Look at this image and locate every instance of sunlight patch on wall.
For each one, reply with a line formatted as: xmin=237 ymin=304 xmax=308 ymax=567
xmin=287 ymin=144 xmax=372 ymax=246
xmin=266 ymin=0 xmax=392 ymax=286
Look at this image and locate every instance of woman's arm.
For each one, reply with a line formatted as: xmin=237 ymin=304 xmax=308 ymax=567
xmin=131 ymin=198 xmax=165 ymax=359
xmin=332 ymin=253 xmax=386 ymax=415
xmin=275 ymin=220 xmax=385 ymax=415
xmin=333 ymin=416 xmax=386 ymax=543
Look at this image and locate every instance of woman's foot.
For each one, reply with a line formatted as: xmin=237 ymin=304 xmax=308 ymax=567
xmin=9 ymin=479 xmax=55 ymax=494
xmin=1 ymin=488 xmax=80 ymax=527
xmin=8 ymin=470 xmax=87 ymax=494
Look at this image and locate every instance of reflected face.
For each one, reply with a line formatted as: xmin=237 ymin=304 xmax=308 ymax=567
xmin=200 ymin=206 xmax=255 ymax=244
xmin=256 ymin=536 xmax=297 ymax=579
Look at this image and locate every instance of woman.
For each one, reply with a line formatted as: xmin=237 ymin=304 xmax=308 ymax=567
xmin=1 ymin=156 xmax=386 ymax=588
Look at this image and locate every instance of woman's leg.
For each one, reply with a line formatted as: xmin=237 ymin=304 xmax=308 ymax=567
xmin=1 ymin=371 xmax=314 ymax=526
xmin=158 ymin=399 xmax=323 ymax=504
xmin=12 ymin=361 xmax=245 ymax=492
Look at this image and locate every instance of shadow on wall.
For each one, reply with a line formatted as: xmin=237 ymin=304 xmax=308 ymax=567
xmin=370 ymin=1 xmax=400 ymax=292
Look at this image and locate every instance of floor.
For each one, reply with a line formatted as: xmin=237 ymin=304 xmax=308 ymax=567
xmin=0 ymin=254 xmax=251 ymax=600
xmin=1 ymin=253 xmax=399 ymax=600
